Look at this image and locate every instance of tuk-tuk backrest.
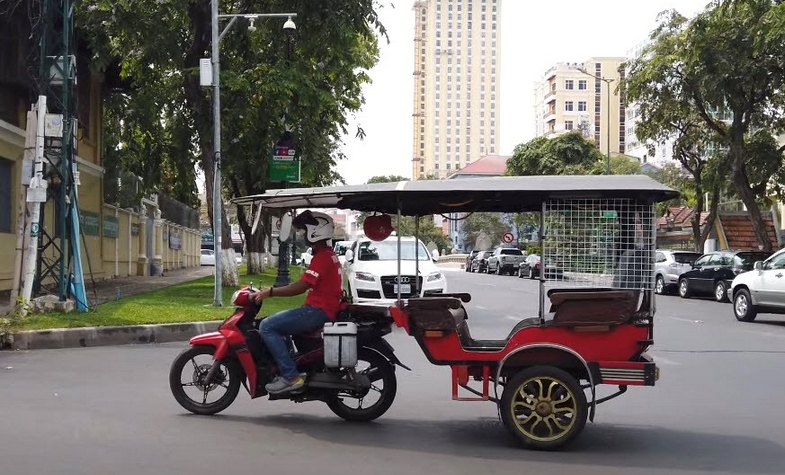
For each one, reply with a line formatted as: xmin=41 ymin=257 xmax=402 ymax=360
xmin=404 ymin=297 xmax=466 ymax=331
xmin=548 ymin=289 xmax=639 ymax=326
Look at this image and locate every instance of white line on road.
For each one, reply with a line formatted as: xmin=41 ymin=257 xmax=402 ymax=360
xmin=649 ymin=354 xmax=681 ymax=366
xmin=669 ymin=316 xmax=705 ymax=324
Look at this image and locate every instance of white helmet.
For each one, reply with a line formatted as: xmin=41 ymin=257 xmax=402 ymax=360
xmin=293 ymin=210 xmax=334 ymax=243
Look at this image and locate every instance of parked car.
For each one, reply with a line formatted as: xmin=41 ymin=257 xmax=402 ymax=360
xmin=470 ymin=250 xmax=492 ymax=273
xmin=518 ymin=254 xmax=564 ymax=280
xmin=333 ymin=240 xmax=353 ymax=266
xmin=678 ymin=250 xmax=771 ymax=302
xmin=299 ymin=248 xmax=313 ymax=267
xmin=465 ymin=250 xmax=480 ymax=272
xmin=200 ymin=249 xmax=215 ymax=266
xmin=343 ymin=236 xmax=447 ymax=303
xmin=730 ymin=248 xmax=785 ymax=321
xmin=487 ymin=247 xmax=526 ymax=275
xmin=654 ymin=249 xmax=702 ymax=295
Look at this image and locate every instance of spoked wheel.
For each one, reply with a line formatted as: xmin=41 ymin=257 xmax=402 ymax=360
xmin=714 ymin=281 xmax=728 ymax=302
xmin=326 ymin=349 xmax=397 ymax=422
xmin=500 ymin=366 xmax=588 ymax=450
xmin=678 ymin=279 xmax=691 ymax=298
xmin=169 ymin=346 xmax=242 ymax=415
xmin=655 ymin=275 xmax=666 ymax=295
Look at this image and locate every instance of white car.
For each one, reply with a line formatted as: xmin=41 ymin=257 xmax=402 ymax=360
xmin=299 ymin=248 xmax=313 ymax=267
xmin=344 ymin=236 xmax=447 ymax=303
xmin=200 ymin=249 xmax=215 ymax=266
xmin=730 ymin=248 xmax=785 ymax=322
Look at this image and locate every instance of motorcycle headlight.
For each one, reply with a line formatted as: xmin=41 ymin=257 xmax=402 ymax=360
xmin=427 ymin=271 xmax=443 ymax=282
xmin=354 ymin=272 xmax=376 ymax=282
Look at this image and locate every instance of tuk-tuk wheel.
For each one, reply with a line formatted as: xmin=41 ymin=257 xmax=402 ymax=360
xmin=500 ymin=366 xmax=588 ymax=450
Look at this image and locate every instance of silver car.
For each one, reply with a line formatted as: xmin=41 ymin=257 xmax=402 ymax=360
xmin=654 ymin=249 xmax=702 ymax=294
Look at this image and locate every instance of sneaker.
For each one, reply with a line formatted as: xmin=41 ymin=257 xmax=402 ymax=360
xmin=265 ymin=375 xmax=305 ymax=394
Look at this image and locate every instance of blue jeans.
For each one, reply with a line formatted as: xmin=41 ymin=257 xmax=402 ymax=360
xmin=259 ymin=306 xmax=329 ymax=380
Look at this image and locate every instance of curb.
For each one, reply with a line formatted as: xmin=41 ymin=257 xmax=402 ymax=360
xmin=8 ymin=320 xmax=224 ymax=351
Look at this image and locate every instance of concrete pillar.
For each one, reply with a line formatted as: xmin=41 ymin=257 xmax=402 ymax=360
xmin=151 ymin=212 xmax=163 ymax=276
xmin=136 ymin=210 xmax=148 ymax=276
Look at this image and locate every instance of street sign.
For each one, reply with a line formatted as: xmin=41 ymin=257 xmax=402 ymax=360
xmin=502 ymin=232 xmax=514 ymax=244
xmin=269 ymin=132 xmax=300 ymax=182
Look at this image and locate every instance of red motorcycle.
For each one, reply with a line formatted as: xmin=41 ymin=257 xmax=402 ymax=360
xmin=169 ymin=285 xmax=407 ymax=421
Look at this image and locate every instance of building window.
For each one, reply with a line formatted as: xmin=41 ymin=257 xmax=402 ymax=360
xmin=565 ymin=79 xmax=574 ymax=90
xmin=578 ymin=101 xmax=587 ymax=112
xmin=565 ymin=101 xmax=574 ymax=112
xmin=565 ymin=120 xmax=574 ymax=130
xmin=0 ymin=158 xmax=11 ymax=233
xmin=578 ymin=79 xmax=587 ymax=90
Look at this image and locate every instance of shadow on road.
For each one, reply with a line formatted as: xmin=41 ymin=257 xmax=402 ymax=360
xmin=205 ymin=413 xmax=785 ymax=473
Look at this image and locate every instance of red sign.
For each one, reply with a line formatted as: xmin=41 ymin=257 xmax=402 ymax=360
xmin=502 ymin=232 xmax=514 ymax=244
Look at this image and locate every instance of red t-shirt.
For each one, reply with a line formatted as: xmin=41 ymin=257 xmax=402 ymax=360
xmin=302 ymin=247 xmax=343 ymax=320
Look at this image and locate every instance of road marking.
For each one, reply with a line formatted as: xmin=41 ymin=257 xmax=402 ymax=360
xmin=669 ymin=316 xmax=704 ymax=324
xmin=474 ymin=305 xmax=488 ymax=310
xmin=649 ymin=354 xmax=681 ymax=366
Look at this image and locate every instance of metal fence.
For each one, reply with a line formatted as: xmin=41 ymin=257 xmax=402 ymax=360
xmin=542 ymin=198 xmax=655 ymax=290
xmin=159 ymin=194 xmax=199 ymax=230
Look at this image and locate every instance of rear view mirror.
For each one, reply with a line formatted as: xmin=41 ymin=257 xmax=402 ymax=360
xmin=345 ymin=249 xmax=354 ymax=263
xmin=754 ymin=261 xmax=763 ymax=271
xmin=279 ymin=213 xmax=293 ymax=242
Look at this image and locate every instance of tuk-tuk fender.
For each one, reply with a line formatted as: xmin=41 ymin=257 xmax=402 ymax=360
xmin=494 ymin=343 xmax=597 ymax=422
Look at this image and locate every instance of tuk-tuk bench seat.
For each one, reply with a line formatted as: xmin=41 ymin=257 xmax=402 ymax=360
xmin=547 ymin=289 xmax=640 ymax=326
xmin=404 ymin=297 xmax=508 ymax=351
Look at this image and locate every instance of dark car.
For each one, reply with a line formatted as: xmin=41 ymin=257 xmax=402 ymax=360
xmin=678 ymin=250 xmax=771 ymax=302
xmin=471 ymin=250 xmax=492 ymax=273
xmin=465 ymin=250 xmax=480 ymax=272
xmin=518 ymin=254 xmax=564 ymax=280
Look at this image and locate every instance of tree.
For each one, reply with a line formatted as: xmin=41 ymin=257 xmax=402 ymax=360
xmin=77 ymin=0 xmax=387 ymax=277
xmin=460 ymin=213 xmax=510 ymax=250
xmin=506 ymin=132 xmax=605 ymax=176
xmin=626 ymin=2 xmax=785 ymax=251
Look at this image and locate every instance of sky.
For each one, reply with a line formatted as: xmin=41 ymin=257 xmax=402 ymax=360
xmin=336 ymin=0 xmax=711 ymax=185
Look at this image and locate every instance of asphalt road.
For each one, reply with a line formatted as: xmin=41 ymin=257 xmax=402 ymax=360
xmin=2 ymin=270 xmax=785 ymax=475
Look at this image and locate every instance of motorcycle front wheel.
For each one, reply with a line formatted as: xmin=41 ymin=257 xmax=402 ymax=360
xmin=169 ymin=345 xmax=242 ymax=415
xmin=326 ymin=349 xmax=397 ymax=422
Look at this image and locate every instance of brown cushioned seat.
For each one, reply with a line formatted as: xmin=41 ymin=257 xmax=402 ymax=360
xmin=548 ymin=289 xmax=639 ymax=325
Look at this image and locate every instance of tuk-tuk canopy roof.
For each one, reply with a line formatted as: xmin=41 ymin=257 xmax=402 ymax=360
xmin=232 ymin=175 xmax=679 ymax=215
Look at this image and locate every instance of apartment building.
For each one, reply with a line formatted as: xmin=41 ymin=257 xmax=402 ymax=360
xmin=412 ymin=0 xmax=501 ymax=179
xmin=533 ymin=58 xmax=626 ymax=157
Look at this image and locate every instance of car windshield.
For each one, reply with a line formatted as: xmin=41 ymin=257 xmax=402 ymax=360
xmin=673 ymin=252 xmax=701 ymax=264
xmin=357 ymin=240 xmax=431 ymax=261
xmin=501 ymin=249 xmax=523 ymax=255
xmin=734 ymin=252 xmax=770 ymax=269
xmin=334 ymin=243 xmax=350 ymax=255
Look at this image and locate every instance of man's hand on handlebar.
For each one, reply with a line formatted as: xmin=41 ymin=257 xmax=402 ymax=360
xmin=251 ymin=288 xmax=273 ymax=304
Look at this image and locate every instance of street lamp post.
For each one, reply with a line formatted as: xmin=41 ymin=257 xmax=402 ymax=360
xmin=577 ymin=68 xmax=614 ymax=175
xmin=209 ymin=3 xmax=296 ymax=306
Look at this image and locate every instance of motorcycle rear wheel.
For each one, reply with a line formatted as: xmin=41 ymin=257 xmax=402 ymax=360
xmin=169 ymin=345 xmax=242 ymax=415
xmin=326 ymin=349 xmax=397 ymax=422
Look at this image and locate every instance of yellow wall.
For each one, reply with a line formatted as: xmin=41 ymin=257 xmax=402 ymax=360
xmin=0 ymin=72 xmax=201 ymax=294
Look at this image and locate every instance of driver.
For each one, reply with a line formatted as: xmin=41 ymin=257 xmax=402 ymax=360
xmin=251 ymin=210 xmax=343 ymax=395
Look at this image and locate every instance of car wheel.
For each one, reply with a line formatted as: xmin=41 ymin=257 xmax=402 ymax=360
xmin=733 ymin=289 xmax=757 ymax=322
xmin=655 ymin=275 xmax=666 ymax=295
xmin=678 ymin=279 xmax=691 ymax=298
xmin=714 ymin=281 xmax=729 ymax=303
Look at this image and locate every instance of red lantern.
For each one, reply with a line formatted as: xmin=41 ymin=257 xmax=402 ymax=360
xmin=364 ymin=213 xmax=393 ymax=241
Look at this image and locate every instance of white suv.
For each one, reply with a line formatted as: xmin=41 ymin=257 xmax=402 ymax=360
xmin=730 ymin=248 xmax=785 ymax=322
xmin=344 ymin=236 xmax=447 ymax=303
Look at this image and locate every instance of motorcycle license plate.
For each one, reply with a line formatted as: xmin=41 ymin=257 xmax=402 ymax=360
xmin=393 ymin=284 xmax=411 ymax=294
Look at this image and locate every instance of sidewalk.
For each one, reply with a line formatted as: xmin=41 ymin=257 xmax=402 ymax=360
xmin=3 ymin=266 xmax=217 ymax=351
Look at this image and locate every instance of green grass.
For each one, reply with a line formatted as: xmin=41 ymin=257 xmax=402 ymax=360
xmin=11 ymin=267 xmax=306 ymax=332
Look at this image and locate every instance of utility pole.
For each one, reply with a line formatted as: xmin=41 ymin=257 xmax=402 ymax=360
xmin=26 ymin=0 xmax=88 ymax=309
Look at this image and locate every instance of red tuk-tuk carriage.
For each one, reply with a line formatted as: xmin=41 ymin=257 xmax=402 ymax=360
xmin=190 ymin=175 xmax=676 ymax=450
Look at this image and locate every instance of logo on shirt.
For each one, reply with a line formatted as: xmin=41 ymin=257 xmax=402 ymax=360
xmin=306 ymin=269 xmax=320 ymax=278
